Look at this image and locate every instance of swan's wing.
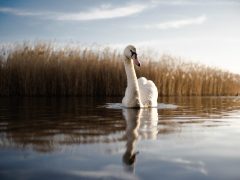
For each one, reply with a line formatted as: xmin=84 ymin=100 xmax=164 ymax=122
xmin=138 ymin=77 xmax=158 ymax=107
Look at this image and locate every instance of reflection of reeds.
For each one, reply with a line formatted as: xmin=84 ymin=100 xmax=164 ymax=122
xmin=0 ymin=43 xmax=239 ymax=96
xmin=1 ymin=96 xmax=240 ymax=152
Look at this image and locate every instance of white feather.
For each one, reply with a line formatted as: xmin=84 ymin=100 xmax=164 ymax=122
xmin=138 ymin=77 xmax=158 ymax=107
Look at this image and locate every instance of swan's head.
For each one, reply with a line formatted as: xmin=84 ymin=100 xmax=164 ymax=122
xmin=124 ymin=45 xmax=141 ymax=67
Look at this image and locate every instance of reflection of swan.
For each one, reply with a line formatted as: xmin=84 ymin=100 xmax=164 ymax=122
xmin=138 ymin=108 xmax=159 ymax=140
xmin=122 ymin=109 xmax=140 ymax=170
xmin=122 ymin=108 xmax=159 ymax=171
xmin=122 ymin=45 xmax=158 ymax=108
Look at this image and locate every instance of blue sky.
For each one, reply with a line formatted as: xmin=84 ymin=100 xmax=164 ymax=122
xmin=0 ymin=0 xmax=240 ymax=73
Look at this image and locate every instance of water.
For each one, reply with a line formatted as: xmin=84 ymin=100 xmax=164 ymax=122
xmin=0 ymin=97 xmax=240 ymax=180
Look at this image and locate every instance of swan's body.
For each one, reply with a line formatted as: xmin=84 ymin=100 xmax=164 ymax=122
xmin=122 ymin=45 xmax=158 ymax=108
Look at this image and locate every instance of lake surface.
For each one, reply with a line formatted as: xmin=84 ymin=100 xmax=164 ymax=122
xmin=0 ymin=97 xmax=240 ymax=180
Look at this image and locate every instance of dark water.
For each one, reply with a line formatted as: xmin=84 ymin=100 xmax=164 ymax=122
xmin=0 ymin=97 xmax=240 ymax=180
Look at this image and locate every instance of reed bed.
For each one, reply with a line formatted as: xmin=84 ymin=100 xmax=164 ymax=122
xmin=0 ymin=43 xmax=239 ymax=96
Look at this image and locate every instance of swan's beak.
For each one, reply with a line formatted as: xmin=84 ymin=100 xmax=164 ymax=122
xmin=133 ymin=58 xmax=141 ymax=67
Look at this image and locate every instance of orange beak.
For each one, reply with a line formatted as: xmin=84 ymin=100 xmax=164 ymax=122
xmin=133 ymin=58 xmax=141 ymax=67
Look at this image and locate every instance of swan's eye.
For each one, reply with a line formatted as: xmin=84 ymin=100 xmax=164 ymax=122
xmin=130 ymin=49 xmax=137 ymax=58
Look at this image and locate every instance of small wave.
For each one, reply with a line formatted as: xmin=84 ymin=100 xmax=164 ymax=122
xmin=157 ymin=103 xmax=178 ymax=109
xmin=103 ymin=103 xmax=178 ymax=110
xmin=103 ymin=103 xmax=123 ymax=109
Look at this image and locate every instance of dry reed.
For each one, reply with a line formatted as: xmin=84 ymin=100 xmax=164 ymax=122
xmin=0 ymin=43 xmax=239 ymax=96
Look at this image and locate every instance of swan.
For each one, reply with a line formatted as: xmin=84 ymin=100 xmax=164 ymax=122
xmin=122 ymin=45 xmax=158 ymax=108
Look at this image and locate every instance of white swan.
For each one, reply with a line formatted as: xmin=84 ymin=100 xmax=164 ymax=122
xmin=122 ymin=45 xmax=158 ymax=108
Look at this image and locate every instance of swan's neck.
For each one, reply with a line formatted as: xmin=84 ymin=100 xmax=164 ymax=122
xmin=124 ymin=58 xmax=141 ymax=100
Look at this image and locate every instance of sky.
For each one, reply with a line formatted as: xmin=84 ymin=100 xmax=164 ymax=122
xmin=0 ymin=0 xmax=240 ymax=74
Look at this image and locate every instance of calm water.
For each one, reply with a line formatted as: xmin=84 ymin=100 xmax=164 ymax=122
xmin=0 ymin=97 xmax=240 ymax=180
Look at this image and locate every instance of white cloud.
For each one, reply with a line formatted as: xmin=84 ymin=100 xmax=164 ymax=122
xmin=56 ymin=4 xmax=147 ymax=21
xmin=143 ymin=15 xmax=207 ymax=30
xmin=0 ymin=3 xmax=148 ymax=21
xmin=150 ymin=0 xmax=240 ymax=6
xmin=0 ymin=7 xmax=47 ymax=16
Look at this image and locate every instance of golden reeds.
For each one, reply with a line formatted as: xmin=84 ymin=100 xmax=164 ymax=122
xmin=0 ymin=43 xmax=239 ymax=96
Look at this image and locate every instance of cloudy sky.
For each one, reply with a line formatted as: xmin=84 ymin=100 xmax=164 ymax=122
xmin=0 ymin=0 xmax=240 ymax=73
